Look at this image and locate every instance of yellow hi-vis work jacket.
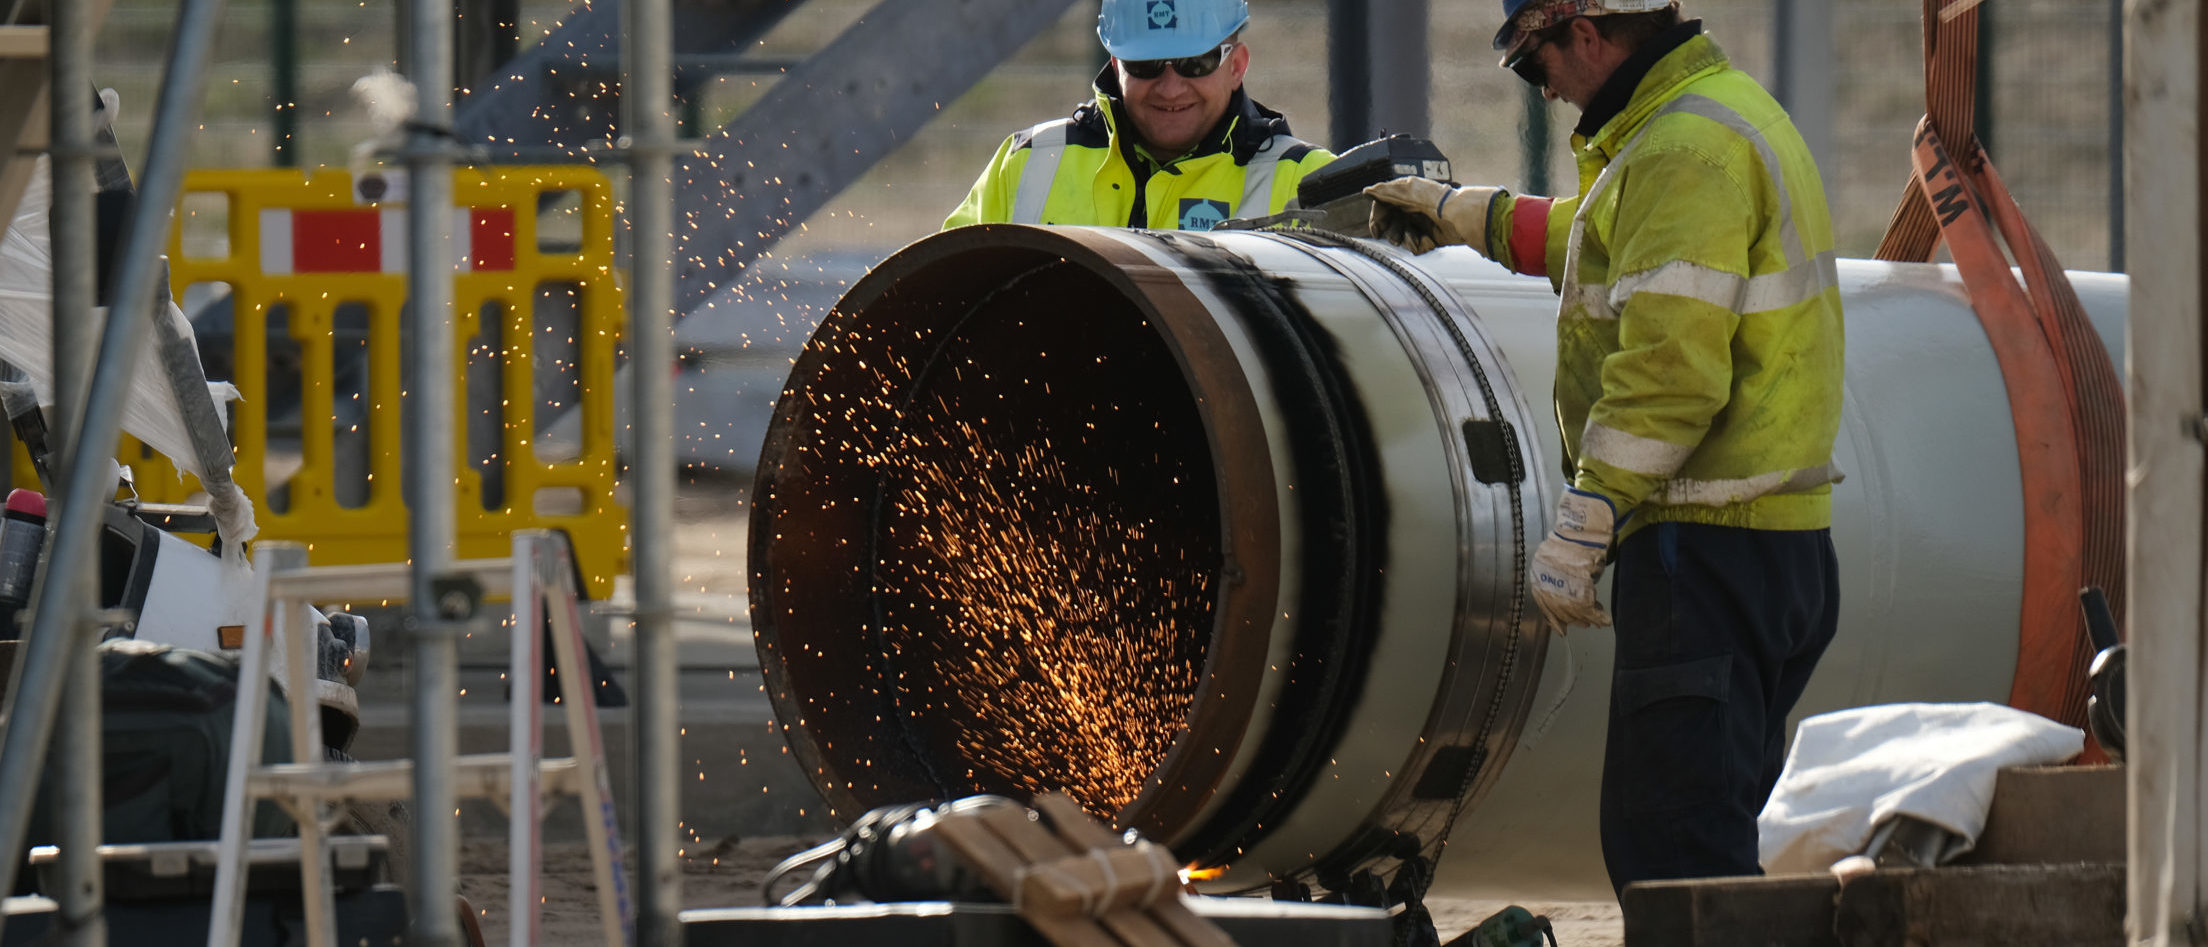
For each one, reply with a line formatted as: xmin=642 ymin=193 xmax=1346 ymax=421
xmin=943 ymin=70 xmax=1333 ymax=231
xmin=1480 ymin=31 xmax=1845 ymax=536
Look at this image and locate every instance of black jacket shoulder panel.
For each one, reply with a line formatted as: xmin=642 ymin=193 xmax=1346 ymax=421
xmin=1066 ymin=101 xmax=1112 ymax=150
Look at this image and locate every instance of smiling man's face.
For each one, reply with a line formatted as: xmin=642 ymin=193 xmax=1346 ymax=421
xmin=1115 ymin=42 xmax=1249 ymax=159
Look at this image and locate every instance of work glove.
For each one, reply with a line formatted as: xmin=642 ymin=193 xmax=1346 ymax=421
xmin=1529 ymin=488 xmax=1617 ymax=632
xmin=1363 ymin=177 xmax=1502 ymax=254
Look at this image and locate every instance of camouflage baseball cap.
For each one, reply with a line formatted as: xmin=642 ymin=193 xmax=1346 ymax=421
xmin=1494 ymin=0 xmax=1678 ymax=66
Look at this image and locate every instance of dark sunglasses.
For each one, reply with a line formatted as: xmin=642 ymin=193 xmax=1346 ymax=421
xmin=1508 ymin=42 xmax=1547 ymax=88
xmin=1505 ymin=17 xmax=1580 ymax=89
xmin=1121 ymin=42 xmax=1236 ymax=81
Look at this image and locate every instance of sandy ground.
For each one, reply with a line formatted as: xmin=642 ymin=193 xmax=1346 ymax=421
xmin=459 ymin=838 xmax=1624 ymax=946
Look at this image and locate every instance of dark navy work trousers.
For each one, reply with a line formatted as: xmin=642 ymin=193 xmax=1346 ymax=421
xmin=1599 ymin=521 xmax=1840 ymax=896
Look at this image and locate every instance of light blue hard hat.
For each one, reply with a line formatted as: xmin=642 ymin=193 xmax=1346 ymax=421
xmin=1097 ymin=0 xmax=1250 ymax=62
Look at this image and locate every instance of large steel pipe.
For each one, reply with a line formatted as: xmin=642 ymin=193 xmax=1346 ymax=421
xmin=749 ymin=224 xmax=2127 ymax=898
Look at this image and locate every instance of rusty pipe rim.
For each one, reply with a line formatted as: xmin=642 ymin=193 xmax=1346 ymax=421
xmin=750 ymin=224 xmax=1293 ymax=845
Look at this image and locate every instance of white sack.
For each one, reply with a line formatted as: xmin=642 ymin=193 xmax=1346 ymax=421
xmin=1757 ymin=702 xmax=2083 ymax=874
xmin=0 ymin=157 xmax=255 ymax=545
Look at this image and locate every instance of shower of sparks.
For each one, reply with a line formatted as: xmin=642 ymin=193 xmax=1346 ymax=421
xmin=878 ymin=404 xmax=1213 ymax=813
xmin=786 ymin=295 xmax=1221 ymax=819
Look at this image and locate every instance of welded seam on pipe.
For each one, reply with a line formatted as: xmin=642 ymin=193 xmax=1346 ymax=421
xmin=1254 ymin=227 xmax=1537 ymax=891
xmin=1153 ymin=231 xmax=1390 ymax=874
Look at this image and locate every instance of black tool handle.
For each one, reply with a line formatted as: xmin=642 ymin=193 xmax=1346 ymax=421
xmin=2080 ymin=586 xmax=2121 ymax=652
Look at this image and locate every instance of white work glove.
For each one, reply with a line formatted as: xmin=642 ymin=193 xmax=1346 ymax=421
xmin=1363 ymin=177 xmax=1501 ymax=254
xmin=1529 ymin=487 xmax=1618 ymax=632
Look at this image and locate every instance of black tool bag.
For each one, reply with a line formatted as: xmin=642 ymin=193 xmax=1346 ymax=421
xmin=28 ymin=640 xmax=295 ymax=852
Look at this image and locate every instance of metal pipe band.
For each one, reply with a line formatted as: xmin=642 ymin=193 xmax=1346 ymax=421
xmin=752 ymin=225 xmax=2131 ymax=898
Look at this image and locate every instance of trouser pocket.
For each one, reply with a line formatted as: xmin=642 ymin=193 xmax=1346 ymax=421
xmin=1606 ymin=653 xmax=1733 ymax=812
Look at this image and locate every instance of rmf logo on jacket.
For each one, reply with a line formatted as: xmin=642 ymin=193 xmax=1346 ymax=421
xmin=1178 ymin=198 xmax=1229 ymax=230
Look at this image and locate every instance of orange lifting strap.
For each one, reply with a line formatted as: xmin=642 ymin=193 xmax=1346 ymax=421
xmin=1875 ymin=0 xmax=2126 ymax=736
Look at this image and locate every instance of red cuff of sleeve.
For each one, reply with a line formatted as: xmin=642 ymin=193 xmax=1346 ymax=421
xmin=1509 ymin=197 xmax=1554 ymax=278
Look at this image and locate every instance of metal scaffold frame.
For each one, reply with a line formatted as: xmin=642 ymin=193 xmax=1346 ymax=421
xmin=622 ymin=0 xmax=682 ymax=940
xmin=0 ymin=0 xmax=229 ymax=942
xmin=0 ymin=0 xmax=685 ymax=941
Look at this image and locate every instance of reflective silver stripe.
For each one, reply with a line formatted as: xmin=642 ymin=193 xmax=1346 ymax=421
xmin=1235 ymin=135 xmax=1292 ymax=218
xmin=1647 ymin=461 xmax=1846 ymax=507
xmin=1563 ymin=283 xmax=1615 ymax=320
xmin=1663 ymin=94 xmax=1804 ymax=265
xmin=1582 ymin=423 xmax=1695 ymax=476
xmin=1610 ymin=260 xmax=1746 ymax=312
xmin=1600 ymin=250 xmax=1839 ymax=318
xmin=1012 ymin=119 xmax=1073 ymax=225
xmin=1559 ymin=109 xmax=1668 ymax=318
xmin=1740 ymin=251 xmax=1839 ymax=313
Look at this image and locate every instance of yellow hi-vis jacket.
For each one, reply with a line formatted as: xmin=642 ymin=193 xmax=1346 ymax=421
xmin=943 ymin=71 xmax=1333 ymax=231
xmin=1479 ymin=31 xmax=1845 ymax=535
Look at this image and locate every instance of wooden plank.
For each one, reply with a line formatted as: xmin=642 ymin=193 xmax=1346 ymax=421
xmin=2124 ymin=2 xmax=2208 ymax=944
xmin=1621 ymin=873 xmax=1839 ymax=947
xmin=1030 ymin=795 xmax=1231 ymax=947
xmin=1622 ymin=864 xmax=2126 ymax=947
xmin=1839 ymin=864 xmax=2125 ymax=946
xmin=0 ymin=26 xmax=46 ymax=58
xmin=933 ymin=797 xmax=1238 ymax=947
xmin=1962 ymin=765 xmax=2126 ymax=866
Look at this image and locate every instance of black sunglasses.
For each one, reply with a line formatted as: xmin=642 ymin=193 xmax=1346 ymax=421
xmin=1121 ymin=42 xmax=1236 ymax=81
xmin=1508 ymin=40 xmax=1547 ymax=88
xmin=1506 ymin=17 xmax=1581 ymax=89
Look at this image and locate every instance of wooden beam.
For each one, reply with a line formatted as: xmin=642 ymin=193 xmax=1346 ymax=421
xmin=2124 ymin=1 xmax=2207 ymax=944
xmin=0 ymin=26 xmax=46 ymax=58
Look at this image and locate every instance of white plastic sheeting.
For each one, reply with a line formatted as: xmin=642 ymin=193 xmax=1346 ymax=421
xmin=1757 ymin=702 xmax=2085 ymax=874
xmin=0 ymin=157 xmax=254 ymax=546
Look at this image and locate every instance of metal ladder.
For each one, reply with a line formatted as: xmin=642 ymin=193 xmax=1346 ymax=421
xmin=206 ymin=530 xmax=632 ymax=947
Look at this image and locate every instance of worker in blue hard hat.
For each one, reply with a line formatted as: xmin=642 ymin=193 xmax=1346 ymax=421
xmin=944 ymin=0 xmax=1333 ymax=231
xmin=1364 ymin=0 xmax=1846 ymax=898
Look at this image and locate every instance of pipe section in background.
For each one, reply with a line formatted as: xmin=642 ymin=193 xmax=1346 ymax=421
xmin=0 ymin=0 xmax=226 ymax=926
xmin=404 ymin=0 xmax=460 ymax=941
xmin=625 ymin=0 xmax=681 ymax=936
xmin=751 ymin=225 xmax=2130 ymax=899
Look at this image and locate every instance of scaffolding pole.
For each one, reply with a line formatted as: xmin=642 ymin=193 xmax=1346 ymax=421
xmin=0 ymin=0 xmax=225 ymax=936
xmin=403 ymin=0 xmax=462 ymax=940
xmin=624 ymin=0 xmax=680 ymax=935
xmin=47 ymin=0 xmax=105 ymax=939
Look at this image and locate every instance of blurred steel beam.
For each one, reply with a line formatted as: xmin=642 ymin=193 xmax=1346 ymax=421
xmin=1330 ymin=0 xmax=1428 ymax=149
xmin=1772 ymin=0 xmax=1833 ymax=180
xmin=670 ymin=0 xmax=1078 ymax=312
xmin=453 ymin=0 xmax=805 ymax=159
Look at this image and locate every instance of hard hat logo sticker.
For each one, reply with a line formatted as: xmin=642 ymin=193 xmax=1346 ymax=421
xmin=1148 ymin=0 xmax=1177 ymax=29
xmin=1178 ymin=198 xmax=1229 ymax=231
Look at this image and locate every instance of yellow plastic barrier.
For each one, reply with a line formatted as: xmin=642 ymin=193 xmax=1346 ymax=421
xmin=136 ymin=166 xmax=631 ymax=599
